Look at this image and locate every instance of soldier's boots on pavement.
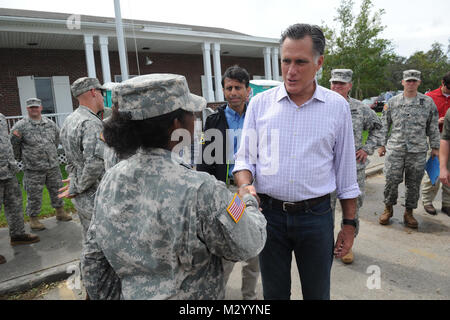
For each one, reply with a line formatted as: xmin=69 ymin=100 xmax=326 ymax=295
xmin=10 ymin=233 xmax=40 ymax=246
xmin=441 ymin=206 xmax=450 ymax=217
xmin=404 ymin=209 xmax=418 ymax=229
xmin=55 ymin=207 xmax=72 ymax=221
xmin=0 ymin=254 xmax=6 ymax=264
xmin=341 ymin=249 xmax=354 ymax=264
xmin=29 ymin=216 xmax=46 ymax=231
xmin=423 ymin=204 xmax=437 ymax=215
xmin=379 ymin=205 xmax=393 ymax=225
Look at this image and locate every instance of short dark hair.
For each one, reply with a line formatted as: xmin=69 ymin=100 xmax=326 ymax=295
xmin=443 ymin=71 xmax=450 ymax=86
xmin=280 ymin=23 xmax=326 ymax=58
xmin=103 ymin=107 xmax=192 ymax=157
xmin=221 ymin=65 xmax=250 ymax=88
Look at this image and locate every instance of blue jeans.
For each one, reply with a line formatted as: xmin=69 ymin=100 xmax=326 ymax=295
xmin=259 ymin=196 xmax=334 ymax=300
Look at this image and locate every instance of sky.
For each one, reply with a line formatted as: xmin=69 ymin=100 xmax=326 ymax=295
xmin=0 ymin=0 xmax=448 ymax=58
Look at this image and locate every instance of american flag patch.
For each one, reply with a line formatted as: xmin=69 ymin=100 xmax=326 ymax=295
xmin=227 ymin=194 xmax=246 ymax=223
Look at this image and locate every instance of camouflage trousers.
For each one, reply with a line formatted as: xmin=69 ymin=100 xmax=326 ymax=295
xmin=383 ymin=150 xmax=427 ymax=209
xmin=0 ymin=177 xmax=26 ymax=237
xmin=222 ymin=183 xmax=260 ymax=300
xmin=23 ymin=167 xmax=64 ymax=217
xmin=72 ymin=190 xmax=95 ymax=241
xmin=331 ymin=167 xmax=365 ymax=237
xmin=421 ymin=150 xmax=450 ymax=207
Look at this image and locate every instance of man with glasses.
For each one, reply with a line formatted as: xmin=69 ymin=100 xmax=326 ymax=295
xmin=59 ymin=77 xmax=106 ymax=239
xmin=378 ymin=70 xmax=440 ymax=228
xmin=421 ymin=71 xmax=450 ymax=216
xmin=10 ymin=98 xmax=72 ymax=231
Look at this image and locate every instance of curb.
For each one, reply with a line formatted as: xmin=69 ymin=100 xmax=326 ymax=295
xmin=0 ymin=260 xmax=79 ymax=296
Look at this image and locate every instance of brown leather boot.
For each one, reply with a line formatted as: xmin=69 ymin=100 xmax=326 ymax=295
xmin=0 ymin=254 xmax=6 ymax=264
xmin=10 ymin=233 xmax=40 ymax=246
xmin=423 ymin=204 xmax=437 ymax=215
xmin=379 ymin=205 xmax=393 ymax=225
xmin=55 ymin=207 xmax=72 ymax=221
xmin=29 ymin=216 xmax=46 ymax=230
xmin=404 ymin=209 xmax=418 ymax=228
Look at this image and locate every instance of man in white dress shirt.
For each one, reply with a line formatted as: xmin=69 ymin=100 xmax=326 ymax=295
xmin=233 ymin=23 xmax=360 ymax=300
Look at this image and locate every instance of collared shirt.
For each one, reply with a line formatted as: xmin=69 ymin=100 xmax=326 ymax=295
xmin=426 ymin=87 xmax=450 ymax=132
xmin=224 ymin=105 xmax=246 ymax=178
xmin=233 ymin=83 xmax=360 ymax=202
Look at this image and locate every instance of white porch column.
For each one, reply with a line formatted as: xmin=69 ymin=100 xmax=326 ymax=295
xmin=272 ymin=47 xmax=280 ymax=81
xmin=263 ymin=47 xmax=272 ymax=80
xmin=83 ymin=35 xmax=96 ymax=78
xmin=202 ymin=42 xmax=214 ymax=102
xmin=99 ymin=36 xmax=111 ymax=83
xmin=212 ymin=43 xmax=224 ymax=102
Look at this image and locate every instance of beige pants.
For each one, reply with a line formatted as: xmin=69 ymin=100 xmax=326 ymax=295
xmin=421 ymin=153 xmax=450 ymax=207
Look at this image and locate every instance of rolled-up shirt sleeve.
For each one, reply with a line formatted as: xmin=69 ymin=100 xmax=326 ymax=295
xmin=334 ymin=104 xmax=361 ymax=200
xmin=232 ymin=100 xmax=257 ymax=178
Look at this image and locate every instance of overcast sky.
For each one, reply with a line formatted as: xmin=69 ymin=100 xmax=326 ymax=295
xmin=0 ymin=0 xmax=448 ymax=58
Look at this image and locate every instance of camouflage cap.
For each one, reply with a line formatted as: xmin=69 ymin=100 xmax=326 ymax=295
xmin=26 ymin=98 xmax=42 ymax=107
xmin=71 ymin=77 xmax=105 ymax=98
xmin=403 ymin=70 xmax=421 ymax=81
xmin=330 ymin=69 xmax=353 ymax=83
xmin=115 ymin=74 xmax=206 ymax=120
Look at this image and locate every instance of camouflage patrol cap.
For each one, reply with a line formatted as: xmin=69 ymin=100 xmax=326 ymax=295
xmin=71 ymin=77 xmax=105 ymax=98
xmin=115 ymin=74 xmax=206 ymax=120
xmin=26 ymin=98 xmax=42 ymax=107
xmin=330 ymin=69 xmax=353 ymax=83
xmin=403 ymin=70 xmax=421 ymax=81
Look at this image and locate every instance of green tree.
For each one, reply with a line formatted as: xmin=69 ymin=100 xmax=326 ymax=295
xmin=320 ymin=0 xmax=396 ymax=99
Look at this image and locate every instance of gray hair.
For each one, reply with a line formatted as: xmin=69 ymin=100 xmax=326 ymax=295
xmin=280 ymin=23 xmax=326 ymax=61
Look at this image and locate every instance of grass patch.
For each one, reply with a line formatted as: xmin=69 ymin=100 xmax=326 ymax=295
xmin=0 ymin=165 xmax=74 ymax=228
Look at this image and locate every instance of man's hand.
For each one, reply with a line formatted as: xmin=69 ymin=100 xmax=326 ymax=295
xmin=431 ymin=148 xmax=439 ymax=159
xmin=355 ymin=149 xmax=368 ymax=164
xmin=12 ymin=130 xmax=21 ymax=138
xmin=238 ymin=184 xmax=261 ymax=208
xmin=58 ymin=178 xmax=76 ymax=199
xmin=378 ymin=146 xmax=386 ymax=157
xmin=440 ymin=168 xmax=450 ymax=187
xmin=334 ymin=225 xmax=355 ymax=258
xmin=439 ymin=117 xmax=445 ymax=125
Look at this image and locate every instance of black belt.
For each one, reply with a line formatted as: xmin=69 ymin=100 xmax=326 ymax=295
xmin=258 ymin=193 xmax=330 ymax=213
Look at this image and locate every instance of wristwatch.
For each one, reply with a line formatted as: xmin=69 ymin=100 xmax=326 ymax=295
xmin=343 ymin=219 xmax=357 ymax=228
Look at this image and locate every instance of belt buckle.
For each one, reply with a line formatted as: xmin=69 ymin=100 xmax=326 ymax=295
xmin=282 ymin=202 xmax=295 ymax=212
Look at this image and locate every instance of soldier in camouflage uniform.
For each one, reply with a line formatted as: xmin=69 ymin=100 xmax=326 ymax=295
xmin=81 ymin=74 xmax=267 ymax=299
xmin=10 ymin=98 xmax=72 ymax=231
xmin=330 ymin=69 xmax=383 ymax=264
xmin=378 ymin=70 xmax=440 ymax=228
xmin=59 ymin=78 xmax=106 ymax=240
xmin=1 ymin=113 xmax=39 ymax=264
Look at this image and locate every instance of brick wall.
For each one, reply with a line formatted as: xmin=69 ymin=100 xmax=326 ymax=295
xmin=0 ymin=48 xmax=264 ymax=117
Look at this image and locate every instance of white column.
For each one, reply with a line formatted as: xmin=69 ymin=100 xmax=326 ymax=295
xmin=99 ymin=36 xmax=111 ymax=83
xmin=83 ymin=35 xmax=96 ymax=78
xmin=212 ymin=43 xmax=224 ymax=102
xmin=272 ymin=47 xmax=280 ymax=81
xmin=114 ymin=0 xmax=129 ymax=81
xmin=202 ymin=42 xmax=214 ymax=102
xmin=263 ymin=47 xmax=272 ymax=80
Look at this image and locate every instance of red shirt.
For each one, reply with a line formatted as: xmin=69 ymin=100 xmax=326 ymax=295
xmin=427 ymin=87 xmax=450 ymax=132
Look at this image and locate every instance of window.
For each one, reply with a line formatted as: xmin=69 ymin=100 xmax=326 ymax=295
xmin=35 ymin=77 xmax=56 ymax=114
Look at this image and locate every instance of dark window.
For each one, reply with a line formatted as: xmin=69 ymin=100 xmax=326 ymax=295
xmin=35 ymin=78 xmax=55 ymax=114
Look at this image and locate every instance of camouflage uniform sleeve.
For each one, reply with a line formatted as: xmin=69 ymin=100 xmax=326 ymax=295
xmin=9 ymin=121 xmax=23 ymax=161
xmin=81 ymin=203 xmax=121 ymax=300
xmin=196 ymin=177 xmax=267 ymax=262
xmin=426 ymin=99 xmax=440 ymax=150
xmin=380 ymin=103 xmax=392 ymax=147
xmin=70 ymin=120 xmax=105 ymax=194
xmin=362 ymin=107 xmax=383 ymax=155
xmin=53 ymin=122 xmax=61 ymax=148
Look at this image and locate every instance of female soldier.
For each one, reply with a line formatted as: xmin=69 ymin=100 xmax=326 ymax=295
xmin=81 ymin=74 xmax=266 ymax=300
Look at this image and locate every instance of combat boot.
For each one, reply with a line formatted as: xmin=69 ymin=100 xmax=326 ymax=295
xmin=379 ymin=204 xmax=393 ymax=225
xmin=10 ymin=233 xmax=40 ymax=246
xmin=404 ymin=209 xmax=418 ymax=229
xmin=0 ymin=254 xmax=6 ymax=264
xmin=341 ymin=249 xmax=354 ymax=264
xmin=29 ymin=216 xmax=46 ymax=230
xmin=55 ymin=207 xmax=72 ymax=221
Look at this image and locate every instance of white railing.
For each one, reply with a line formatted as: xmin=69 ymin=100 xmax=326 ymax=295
xmin=5 ymin=112 xmax=71 ymax=131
